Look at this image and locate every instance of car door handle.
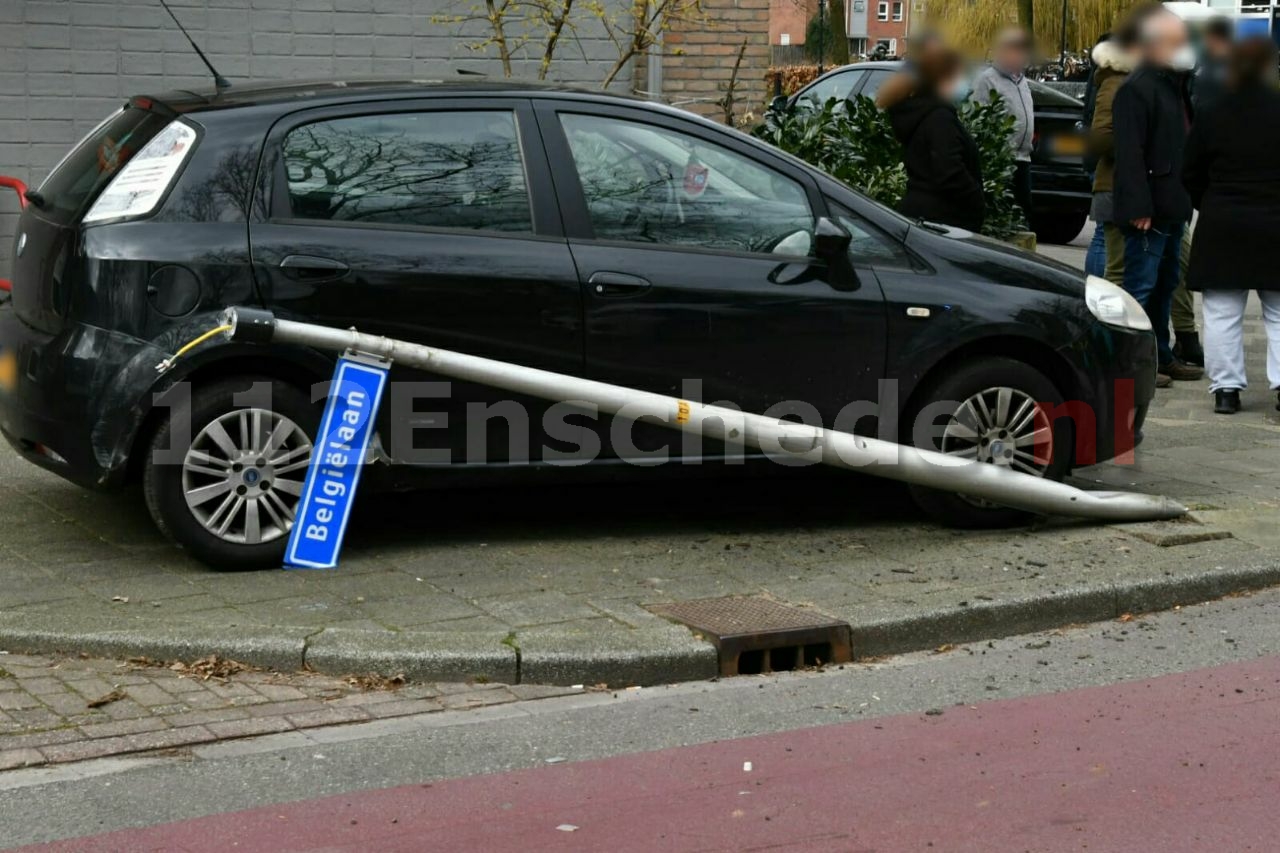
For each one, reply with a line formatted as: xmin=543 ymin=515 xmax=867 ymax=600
xmin=588 ymin=271 xmax=651 ymax=297
xmin=279 ymin=255 xmax=349 ymax=280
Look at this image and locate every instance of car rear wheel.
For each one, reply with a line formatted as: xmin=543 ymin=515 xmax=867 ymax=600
xmin=143 ymin=377 xmax=318 ymax=570
xmin=1031 ymin=211 xmax=1088 ymax=246
xmin=904 ymin=357 xmax=1072 ymax=529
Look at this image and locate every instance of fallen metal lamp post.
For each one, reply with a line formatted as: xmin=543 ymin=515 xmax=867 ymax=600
xmin=222 ymin=307 xmax=1186 ymax=524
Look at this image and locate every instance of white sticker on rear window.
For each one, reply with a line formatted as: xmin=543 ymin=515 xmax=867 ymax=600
xmin=82 ymin=120 xmax=198 ymax=224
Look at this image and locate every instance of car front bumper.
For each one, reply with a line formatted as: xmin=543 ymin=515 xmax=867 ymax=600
xmin=1066 ymin=323 xmax=1157 ymax=468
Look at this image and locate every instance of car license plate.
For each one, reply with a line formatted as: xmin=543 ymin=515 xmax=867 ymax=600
xmin=1052 ymin=135 xmax=1086 ymax=157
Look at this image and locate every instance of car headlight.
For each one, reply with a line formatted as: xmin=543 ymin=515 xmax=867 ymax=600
xmin=1085 ymin=275 xmax=1151 ymax=331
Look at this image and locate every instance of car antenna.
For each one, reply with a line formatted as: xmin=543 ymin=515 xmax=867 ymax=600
xmin=158 ymin=0 xmax=231 ymax=92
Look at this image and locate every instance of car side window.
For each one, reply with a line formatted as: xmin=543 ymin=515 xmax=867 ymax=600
xmin=560 ymin=113 xmax=814 ymax=255
xmin=798 ymin=71 xmax=865 ymax=107
xmin=281 ymin=110 xmax=532 ymax=233
xmin=827 ymin=200 xmax=913 ymax=267
xmin=858 ymin=71 xmax=894 ymax=103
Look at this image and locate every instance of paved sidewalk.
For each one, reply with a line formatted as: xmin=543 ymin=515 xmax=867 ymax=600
xmin=0 ymin=650 xmax=574 ymax=772
xmin=1 ymin=233 xmax=1278 ymax=686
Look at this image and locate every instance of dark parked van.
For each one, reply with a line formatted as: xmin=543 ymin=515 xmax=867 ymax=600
xmin=0 ymin=80 xmax=1156 ymax=569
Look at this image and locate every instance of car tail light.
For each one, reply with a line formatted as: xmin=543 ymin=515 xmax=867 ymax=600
xmin=82 ymin=120 xmax=198 ymax=224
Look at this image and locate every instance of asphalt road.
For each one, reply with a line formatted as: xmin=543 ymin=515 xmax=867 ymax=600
xmin=5 ymin=581 xmax=1280 ymax=849
xmin=33 ymin=656 xmax=1280 ymax=851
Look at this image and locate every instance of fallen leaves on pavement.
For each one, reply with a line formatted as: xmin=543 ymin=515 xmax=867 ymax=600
xmin=169 ymin=655 xmax=251 ymax=681
xmin=344 ymin=673 xmax=406 ymax=692
xmin=86 ymin=689 xmax=126 ymax=709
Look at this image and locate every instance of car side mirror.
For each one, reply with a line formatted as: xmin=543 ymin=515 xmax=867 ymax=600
xmin=812 ymin=216 xmax=852 ymax=260
xmin=768 ymin=94 xmax=789 ymax=114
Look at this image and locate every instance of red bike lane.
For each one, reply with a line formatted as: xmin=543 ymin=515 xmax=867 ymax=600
xmin=19 ymin=655 xmax=1280 ymax=852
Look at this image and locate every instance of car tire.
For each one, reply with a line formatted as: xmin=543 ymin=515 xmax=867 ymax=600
xmin=143 ymin=376 xmax=319 ymax=571
xmin=1031 ymin=211 xmax=1088 ymax=246
xmin=904 ymin=357 xmax=1072 ymax=529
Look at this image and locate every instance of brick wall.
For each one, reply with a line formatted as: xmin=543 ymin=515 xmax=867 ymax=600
xmin=0 ymin=0 xmax=631 ymax=267
xmin=769 ymin=0 xmax=814 ymax=46
xmin=657 ymin=0 xmax=772 ymax=125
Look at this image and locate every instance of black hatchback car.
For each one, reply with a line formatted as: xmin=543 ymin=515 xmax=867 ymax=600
xmin=0 ymin=80 xmax=1155 ymax=569
xmin=781 ymin=62 xmax=1093 ymax=245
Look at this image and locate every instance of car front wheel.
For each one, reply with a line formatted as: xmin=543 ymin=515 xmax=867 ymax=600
xmin=143 ymin=377 xmax=318 ymax=570
xmin=904 ymin=357 xmax=1072 ymax=529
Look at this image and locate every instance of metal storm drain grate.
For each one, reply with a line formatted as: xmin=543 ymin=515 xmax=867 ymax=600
xmin=649 ymin=596 xmax=852 ymax=677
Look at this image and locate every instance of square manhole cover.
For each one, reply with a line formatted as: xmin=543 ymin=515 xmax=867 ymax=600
xmin=648 ymin=596 xmax=851 ymax=676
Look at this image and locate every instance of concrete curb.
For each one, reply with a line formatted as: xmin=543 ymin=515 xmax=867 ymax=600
xmin=2 ymin=563 xmax=1278 ymax=685
xmin=849 ymin=562 xmax=1280 ymax=659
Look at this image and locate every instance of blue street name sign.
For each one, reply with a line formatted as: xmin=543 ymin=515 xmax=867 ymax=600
xmin=284 ymin=355 xmax=389 ymax=570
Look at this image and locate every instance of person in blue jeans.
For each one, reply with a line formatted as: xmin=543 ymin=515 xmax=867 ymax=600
xmin=1084 ymin=221 xmax=1107 ymax=278
xmin=1111 ymin=9 xmax=1203 ymax=385
xmin=1120 ymin=221 xmax=1184 ymax=370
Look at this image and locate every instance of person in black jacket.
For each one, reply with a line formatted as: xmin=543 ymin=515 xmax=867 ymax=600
xmin=1167 ymin=14 xmax=1234 ymax=370
xmin=1182 ymin=37 xmax=1280 ymax=415
xmin=878 ymin=46 xmax=985 ymax=232
xmin=1112 ymin=8 xmax=1202 ymax=383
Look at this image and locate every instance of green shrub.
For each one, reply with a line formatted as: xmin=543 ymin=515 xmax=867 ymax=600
xmin=755 ymin=91 xmax=1028 ymax=240
xmin=755 ymin=94 xmax=906 ymax=208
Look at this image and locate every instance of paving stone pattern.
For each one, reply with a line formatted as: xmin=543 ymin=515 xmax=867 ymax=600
xmin=0 ymin=651 xmax=574 ymax=771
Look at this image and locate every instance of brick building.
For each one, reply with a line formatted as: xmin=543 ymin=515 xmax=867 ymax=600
xmin=862 ymin=0 xmax=913 ymax=57
xmin=0 ymin=0 xmax=775 ymax=267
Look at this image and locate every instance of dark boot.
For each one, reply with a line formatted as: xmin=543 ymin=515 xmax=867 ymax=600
xmin=1161 ymin=357 xmax=1204 ymax=381
xmin=1156 ymin=372 xmax=1173 ymax=388
xmin=1214 ymin=389 xmax=1241 ymax=414
xmin=1174 ymin=331 xmax=1204 ymax=367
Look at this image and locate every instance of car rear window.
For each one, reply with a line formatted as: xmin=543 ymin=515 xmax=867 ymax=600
xmin=35 ymin=106 xmax=170 ymax=222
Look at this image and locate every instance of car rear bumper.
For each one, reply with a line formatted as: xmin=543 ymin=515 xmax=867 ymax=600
xmin=1030 ymin=165 xmax=1092 ymax=213
xmin=0 ymin=304 xmax=149 ymax=489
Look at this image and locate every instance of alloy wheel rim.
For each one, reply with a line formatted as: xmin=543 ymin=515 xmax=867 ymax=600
xmin=939 ymin=386 xmax=1053 ymax=506
xmin=182 ymin=409 xmax=312 ymax=545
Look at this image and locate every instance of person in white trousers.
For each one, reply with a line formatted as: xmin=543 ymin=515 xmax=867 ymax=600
xmin=1200 ymin=291 xmax=1280 ymax=410
xmin=1181 ymin=36 xmax=1280 ymax=415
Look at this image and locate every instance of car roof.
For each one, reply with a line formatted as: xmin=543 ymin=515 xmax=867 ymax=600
xmin=797 ymin=61 xmax=1082 ymax=108
xmin=137 ymin=74 xmax=834 ymax=179
xmin=143 ymin=77 xmax=642 ymax=114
